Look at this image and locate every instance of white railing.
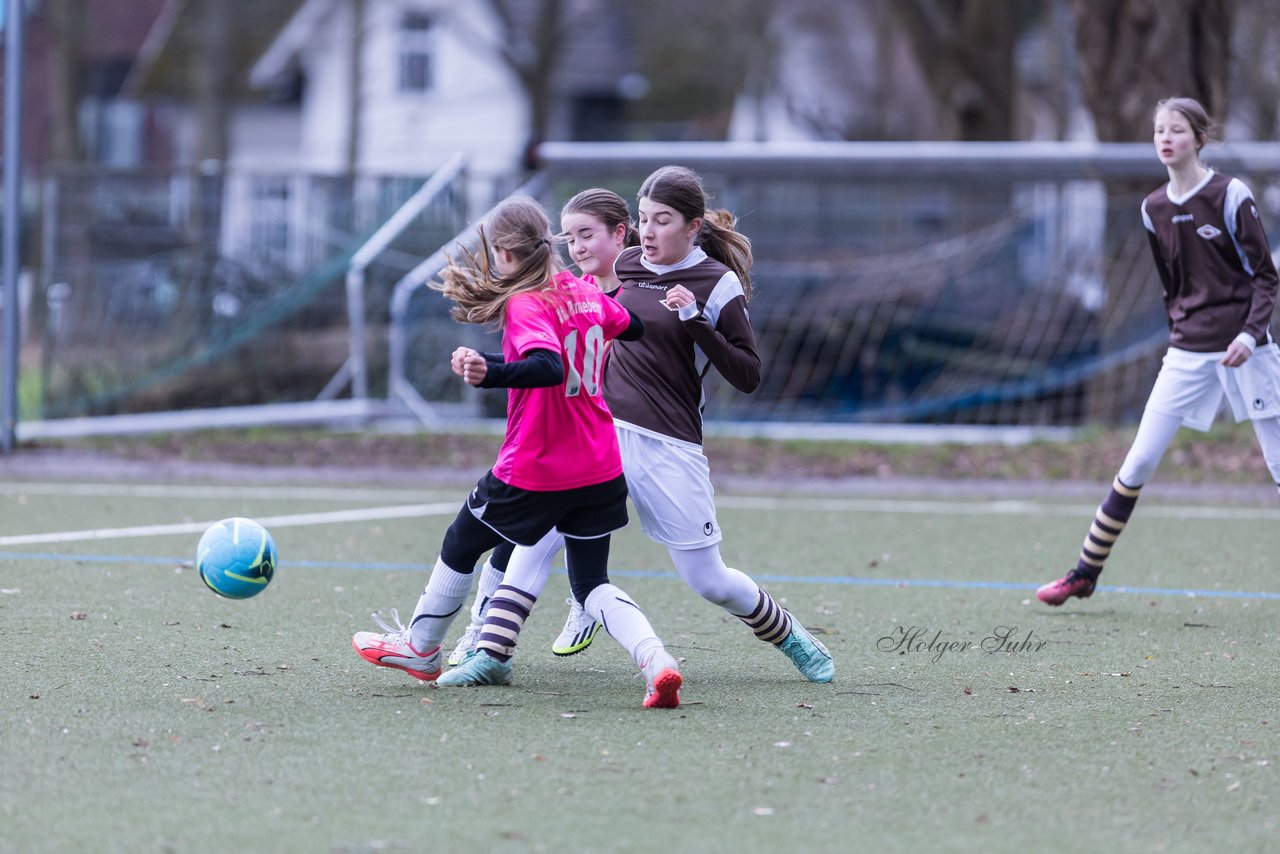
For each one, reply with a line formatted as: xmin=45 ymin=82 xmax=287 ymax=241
xmin=386 ymin=172 xmax=548 ymax=424
xmin=320 ymin=152 xmax=467 ymax=401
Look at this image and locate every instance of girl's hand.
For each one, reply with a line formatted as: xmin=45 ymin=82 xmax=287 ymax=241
xmin=1221 ymin=341 xmax=1252 ymax=368
xmin=459 ymin=351 xmax=489 ymax=386
xmin=660 ymin=285 xmax=695 ymax=312
xmin=450 ymin=346 xmax=474 ymax=376
xmin=451 ymin=347 xmax=488 ymax=384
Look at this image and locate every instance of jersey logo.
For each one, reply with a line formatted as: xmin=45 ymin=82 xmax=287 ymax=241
xmin=703 ymin=522 xmax=714 ymax=536
xmin=1196 ymin=224 xmax=1222 ymax=240
xmin=1255 ymin=398 xmax=1267 ymax=411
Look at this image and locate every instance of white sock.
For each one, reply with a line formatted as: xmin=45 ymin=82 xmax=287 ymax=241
xmin=467 ymin=558 xmax=504 ymax=629
xmin=409 ymin=557 xmax=473 ymax=652
xmin=584 ymin=583 xmax=664 ymax=667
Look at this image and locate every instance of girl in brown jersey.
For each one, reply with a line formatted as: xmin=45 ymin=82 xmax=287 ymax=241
xmin=598 ymin=165 xmax=834 ymax=681
xmin=1038 ymin=97 xmax=1280 ymax=606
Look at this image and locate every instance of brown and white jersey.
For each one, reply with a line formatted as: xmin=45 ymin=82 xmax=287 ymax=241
xmin=603 ymin=246 xmax=760 ymax=446
xmin=1141 ymin=170 xmax=1279 ymax=352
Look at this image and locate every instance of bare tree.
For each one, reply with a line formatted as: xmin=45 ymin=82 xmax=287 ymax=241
xmin=191 ymin=0 xmax=231 ymax=165
xmin=886 ymin=0 xmax=1025 ymax=140
xmin=623 ymin=0 xmax=779 ymax=138
xmin=481 ymin=0 xmax=569 ymax=158
xmin=1072 ymin=0 xmax=1232 ymax=141
xmin=1231 ymin=0 xmax=1280 ymax=139
xmin=46 ymin=0 xmax=84 ymax=163
xmin=772 ymin=0 xmax=939 ymax=141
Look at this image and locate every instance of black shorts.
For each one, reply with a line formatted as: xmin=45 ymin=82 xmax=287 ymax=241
xmin=466 ymin=471 xmax=629 ymax=546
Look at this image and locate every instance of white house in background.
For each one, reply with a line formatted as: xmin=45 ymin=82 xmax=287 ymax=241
xmin=246 ymin=0 xmax=633 ymax=190
xmin=210 ymin=0 xmax=631 ymax=267
xmin=247 ymin=0 xmax=526 ymax=185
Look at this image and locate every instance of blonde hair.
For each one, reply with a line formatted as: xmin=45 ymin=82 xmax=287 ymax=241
xmin=431 ymin=195 xmax=559 ymax=328
xmin=638 ymin=165 xmax=754 ymax=301
xmin=1154 ymin=96 xmax=1224 ymax=153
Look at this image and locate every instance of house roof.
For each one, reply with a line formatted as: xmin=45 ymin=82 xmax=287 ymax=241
xmin=124 ymin=0 xmax=304 ymax=99
xmin=249 ymin=0 xmax=334 ymax=88
xmin=248 ymin=0 xmax=634 ymax=98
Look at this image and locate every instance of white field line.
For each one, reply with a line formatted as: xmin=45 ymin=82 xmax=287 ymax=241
xmin=3 ymin=493 xmax=1275 ymax=550
xmin=0 ymin=503 xmax=459 ymax=547
xmin=6 ymin=482 xmax=1273 ymax=521
xmin=0 ymin=482 xmax=434 ymax=503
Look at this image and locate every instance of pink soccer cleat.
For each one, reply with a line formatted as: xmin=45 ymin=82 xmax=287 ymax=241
xmin=640 ymin=649 xmax=682 ymax=709
xmin=1036 ymin=568 xmax=1098 ymax=606
xmin=352 ymin=609 xmax=443 ymax=681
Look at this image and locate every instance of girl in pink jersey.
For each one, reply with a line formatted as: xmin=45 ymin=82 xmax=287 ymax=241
xmin=351 ymin=196 xmax=682 ymax=708
xmin=1037 ymin=97 xmax=1280 ymax=606
xmin=445 ymin=188 xmax=638 ymax=663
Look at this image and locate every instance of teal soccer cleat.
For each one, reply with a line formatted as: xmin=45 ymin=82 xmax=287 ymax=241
xmin=436 ymin=649 xmax=513 ymax=687
xmin=779 ymin=620 xmax=835 ymax=683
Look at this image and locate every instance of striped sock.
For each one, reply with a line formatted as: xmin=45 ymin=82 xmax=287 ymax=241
xmin=475 ymin=584 xmax=535 ymax=663
xmin=739 ymin=589 xmax=792 ymax=646
xmin=1076 ymin=477 xmax=1142 ymax=578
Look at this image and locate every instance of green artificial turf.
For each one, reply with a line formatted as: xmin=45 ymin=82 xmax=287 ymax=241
xmin=2 ymin=479 xmax=1278 ymax=853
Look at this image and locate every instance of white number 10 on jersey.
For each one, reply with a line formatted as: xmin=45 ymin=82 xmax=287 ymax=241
xmin=562 ymin=325 xmax=607 ymax=397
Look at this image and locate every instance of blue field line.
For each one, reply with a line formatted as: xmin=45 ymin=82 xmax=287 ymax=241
xmin=3 ymin=549 xmax=1280 ymax=601
xmin=0 ymin=551 xmax=424 ymax=571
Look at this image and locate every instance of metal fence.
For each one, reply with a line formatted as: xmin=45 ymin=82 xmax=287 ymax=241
xmin=17 ymin=142 xmax=1280 ymax=439
xmin=33 ymin=162 xmax=468 ymax=421
xmin=511 ymin=142 xmax=1280 ymax=426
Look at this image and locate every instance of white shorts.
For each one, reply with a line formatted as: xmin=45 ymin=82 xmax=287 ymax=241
xmin=1146 ymin=344 xmax=1280 ymax=431
xmin=615 ymin=422 xmax=722 ymax=550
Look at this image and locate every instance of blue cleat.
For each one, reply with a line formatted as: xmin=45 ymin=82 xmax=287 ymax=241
xmin=779 ymin=620 xmax=835 ymax=683
xmin=435 ymin=649 xmax=513 ymax=687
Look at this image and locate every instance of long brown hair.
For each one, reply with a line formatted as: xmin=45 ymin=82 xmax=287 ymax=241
xmin=560 ymin=187 xmax=640 ymax=248
xmin=431 ymin=195 xmax=559 ymax=328
xmin=638 ymin=165 xmax=754 ymax=300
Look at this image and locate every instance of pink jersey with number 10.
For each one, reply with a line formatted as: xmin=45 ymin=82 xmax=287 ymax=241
xmin=491 ymin=270 xmax=632 ymax=491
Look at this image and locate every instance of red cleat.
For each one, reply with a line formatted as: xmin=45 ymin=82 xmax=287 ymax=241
xmin=641 ymin=650 xmax=682 ymax=709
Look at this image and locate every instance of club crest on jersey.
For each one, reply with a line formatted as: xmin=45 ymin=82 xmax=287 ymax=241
xmin=1196 ymin=224 xmax=1222 ymax=240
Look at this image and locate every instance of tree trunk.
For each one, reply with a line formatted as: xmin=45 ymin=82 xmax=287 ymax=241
xmin=192 ymin=0 xmax=231 ymax=165
xmin=889 ymin=0 xmax=1020 ymax=140
xmin=46 ymin=0 xmax=83 ymax=164
xmin=344 ymin=0 xmax=365 ymax=177
xmin=1072 ymin=0 xmax=1232 ymax=142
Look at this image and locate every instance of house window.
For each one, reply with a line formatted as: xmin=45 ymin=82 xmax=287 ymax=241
xmin=398 ymin=12 xmax=435 ymax=93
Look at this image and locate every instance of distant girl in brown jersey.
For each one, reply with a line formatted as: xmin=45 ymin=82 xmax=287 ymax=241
xmin=1038 ymin=97 xmax=1280 ymax=606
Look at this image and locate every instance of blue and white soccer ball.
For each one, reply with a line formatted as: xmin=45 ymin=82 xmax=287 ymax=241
xmin=197 ymin=517 xmax=277 ymax=599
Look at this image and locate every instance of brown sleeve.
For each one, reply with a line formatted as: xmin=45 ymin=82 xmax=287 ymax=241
xmin=683 ymin=296 xmax=761 ymax=393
